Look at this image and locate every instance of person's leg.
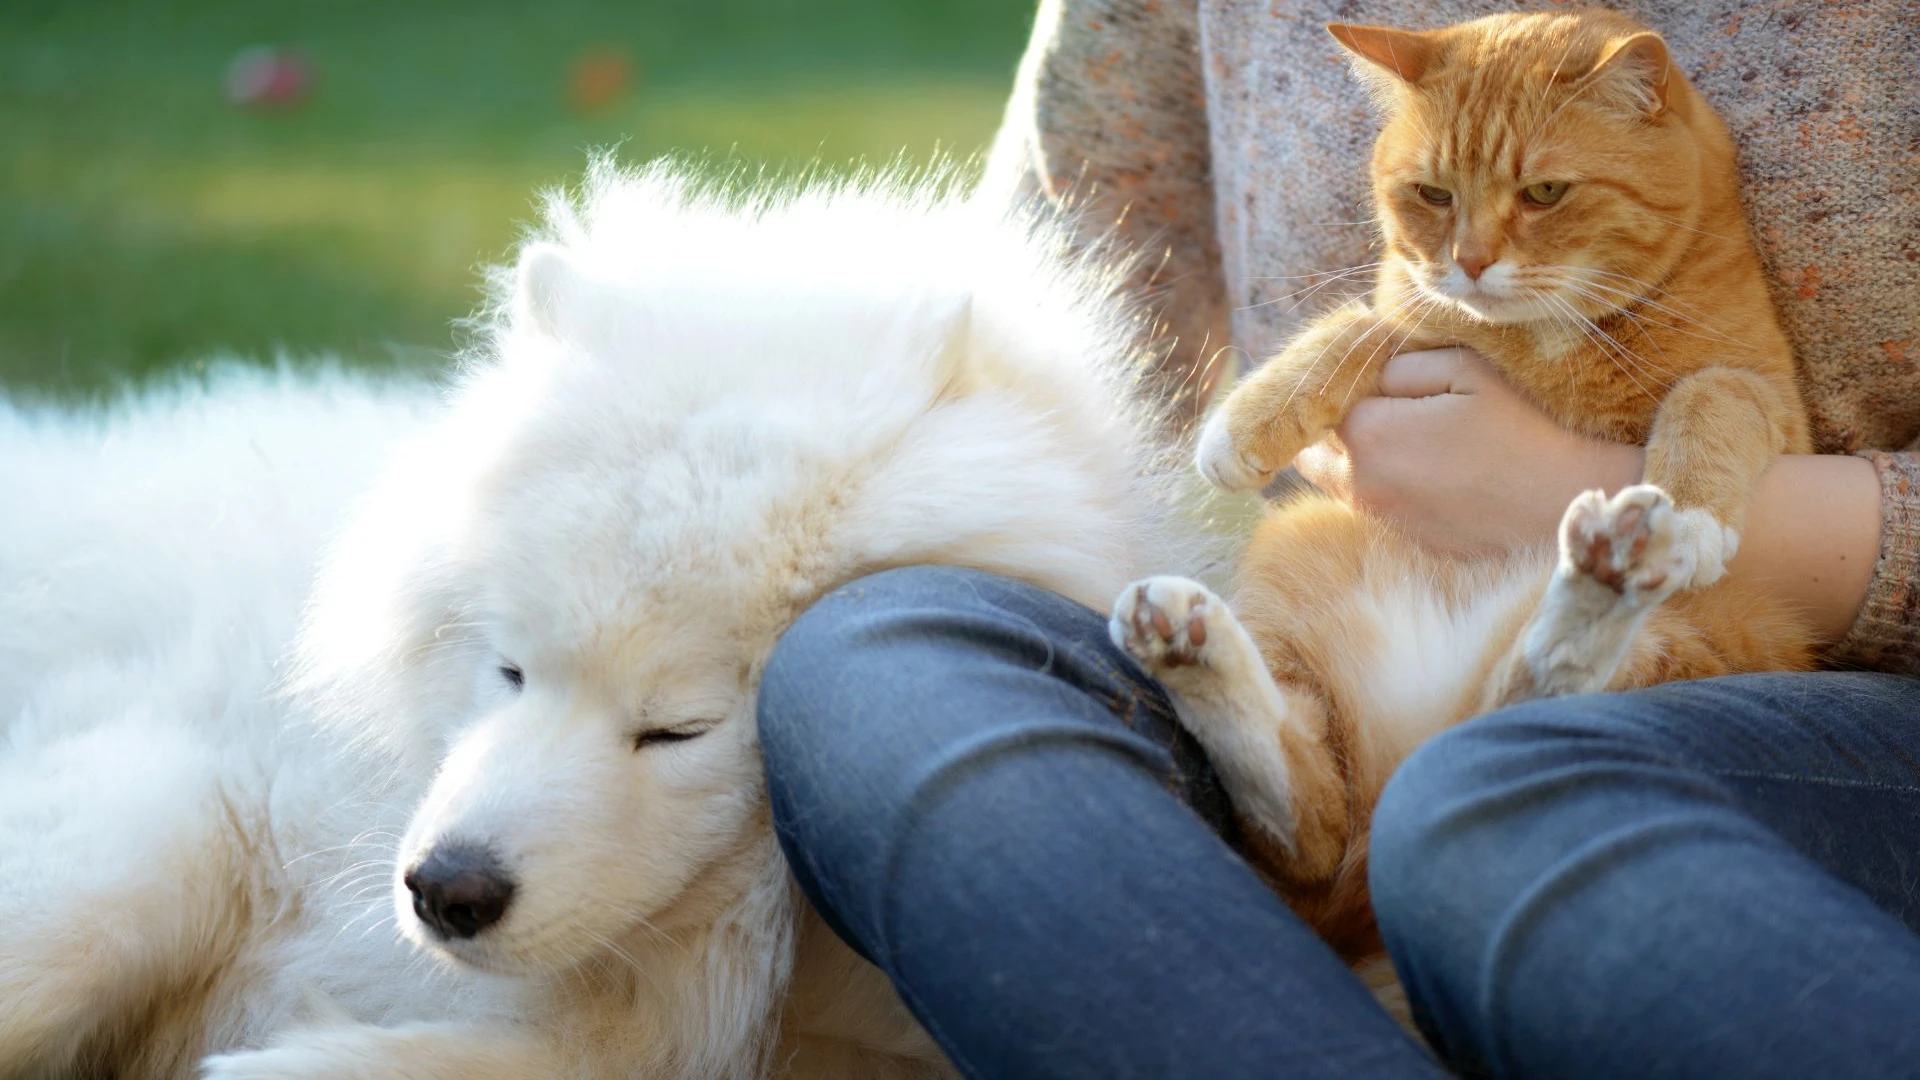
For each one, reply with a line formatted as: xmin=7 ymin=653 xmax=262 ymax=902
xmin=760 ymin=566 xmax=1441 ymax=1080
xmin=1372 ymin=672 xmax=1920 ymax=1080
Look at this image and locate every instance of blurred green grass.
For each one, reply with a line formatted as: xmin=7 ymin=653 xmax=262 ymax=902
xmin=0 ymin=0 xmax=1036 ymax=395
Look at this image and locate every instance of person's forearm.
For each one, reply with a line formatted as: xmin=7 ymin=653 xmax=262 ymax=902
xmin=1733 ymin=454 xmax=1882 ymax=644
xmin=1598 ymin=451 xmax=1881 ymax=644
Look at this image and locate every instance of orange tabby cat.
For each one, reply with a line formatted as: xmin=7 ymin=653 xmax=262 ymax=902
xmin=1109 ymin=10 xmax=1815 ymax=976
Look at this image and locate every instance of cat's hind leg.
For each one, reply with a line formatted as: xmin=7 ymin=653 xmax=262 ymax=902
xmin=1110 ymin=577 xmax=1350 ymax=880
xmin=1485 ymin=484 xmax=1702 ymax=710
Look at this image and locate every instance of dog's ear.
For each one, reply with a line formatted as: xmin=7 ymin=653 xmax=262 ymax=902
xmin=514 ymin=242 xmax=582 ymax=341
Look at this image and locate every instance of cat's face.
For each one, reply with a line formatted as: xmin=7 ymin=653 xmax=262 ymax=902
xmin=1343 ymin=14 xmax=1704 ymax=328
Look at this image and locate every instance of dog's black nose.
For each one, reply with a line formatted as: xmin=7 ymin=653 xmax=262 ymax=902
xmin=403 ymin=843 xmax=515 ymax=940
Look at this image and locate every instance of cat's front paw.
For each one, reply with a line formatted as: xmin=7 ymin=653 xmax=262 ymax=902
xmin=1557 ymin=485 xmax=1689 ymax=608
xmin=1672 ymin=508 xmax=1739 ymax=589
xmin=1111 ymin=576 xmax=1224 ymax=672
xmin=1195 ymin=409 xmax=1275 ymax=491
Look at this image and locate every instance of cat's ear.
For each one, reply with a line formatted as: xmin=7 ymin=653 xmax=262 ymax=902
xmin=1326 ymin=23 xmax=1442 ymax=85
xmin=1585 ymin=31 xmax=1672 ymax=116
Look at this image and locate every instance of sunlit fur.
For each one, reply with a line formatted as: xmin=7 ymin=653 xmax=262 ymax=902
xmin=1 ymin=163 xmax=1190 ymax=1079
xmin=1167 ymin=11 xmax=1816 ymax=997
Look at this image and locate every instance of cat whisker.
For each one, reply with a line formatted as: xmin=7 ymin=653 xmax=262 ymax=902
xmin=1311 ymin=294 xmax=1420 ymax=399
xmin=1242 ymin=263 xmax=1389 ymax=316
xmin=1276 ymin=299 xmax=1369 ymax=415
xmin=1602 ymin=303 xmax=1684 ymax=374
xmin=1306 ymin=291 xmax=1434 ymax=413
xmin=1244 ymin=262 xmax=1390 ymax=283
xmin=1536 ymin=281 xmax=1685 ymax=378
xmin=1342 ymin=296 xmax=1441 ymax=411
xmin=1540 ymin=300 xmax=1583 ymax=403
xmin=1554 ymin=266 xmax=1741 ymax=334
xmin=1544 ymin=293 xmax=1661 ymax=400
xmin=1304 ymin=318 xmax=1361 ymax=399
xmin=1545 ymin=293 xmax=1644 ymax=394
xmin=1634 ymin=209 xmax=1741 ymax=244
xmin=1549 ymin=276 xmax=1736 ymax=360
xmin=1536 ymin=267 xmax=1746 ymax=352
xmin=1587 ymin=319 xmax=1675 ymax=386
xmin=1562 ymin=308 xmax=1688 ymax=382
xmin=1328 ymin=308 xmax=1402 ymax=402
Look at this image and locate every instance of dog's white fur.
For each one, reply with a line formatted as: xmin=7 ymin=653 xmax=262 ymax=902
xmin=0 ymin=162 xmax=1186 ymax=1079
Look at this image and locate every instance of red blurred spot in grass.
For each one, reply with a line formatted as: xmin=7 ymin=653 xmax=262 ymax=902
xmin=225 ymin=46 xmax=315 ymax=109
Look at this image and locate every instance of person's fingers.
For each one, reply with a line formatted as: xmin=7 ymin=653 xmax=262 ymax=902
xmin=1292 ymin=437 xmax=1352 ymax=500
xmin=1375 ymin=347 xmax=1482 ymax=398
xmin=1337 ymin=393 xmax=1457 ymax=455
xmin=1336 ymin=395 xmax=1398 ymax=456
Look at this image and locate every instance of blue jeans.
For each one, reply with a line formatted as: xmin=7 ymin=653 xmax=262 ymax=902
xmin=759 ymin=567 xmax=1442 ymax=1079
xmin=1372 ymin=672 xmax=1920 ymax=1079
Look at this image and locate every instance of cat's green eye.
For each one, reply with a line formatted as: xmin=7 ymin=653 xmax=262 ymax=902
xmin=1415 ymin=184 xmax=1453 ymax=206
xmin=1523 ymin=181 xmax=1570 ymax=206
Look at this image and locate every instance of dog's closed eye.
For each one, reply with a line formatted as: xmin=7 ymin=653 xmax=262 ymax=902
xmin=632 ymin=726 xmax=711 ymax=752
xmin=499 ymin=663 xmax=524 ymax=690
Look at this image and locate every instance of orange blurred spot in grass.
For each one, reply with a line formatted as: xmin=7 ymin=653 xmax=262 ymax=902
xmin=568 ymin=47 xmax=636 ymax=113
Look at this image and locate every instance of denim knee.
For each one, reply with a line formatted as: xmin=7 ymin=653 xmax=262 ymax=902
xmin=756 ymin=564 xmax=1221 ymax=966
xmin=1371 ymin=694 xmax=1663 ymax=937
xmin=1368 ymin=709 xmax=1522 ymax=1019
xmin=1373 ymin=678 xmax=1920 ymax=1079
xmin=1369 ymin=691 xmax=1729 ymax=1069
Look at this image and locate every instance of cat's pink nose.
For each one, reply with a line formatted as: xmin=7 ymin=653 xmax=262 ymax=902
xmin=1456 ymin=253 xmax=1493 ymax=281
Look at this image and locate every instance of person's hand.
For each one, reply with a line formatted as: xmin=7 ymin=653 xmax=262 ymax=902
xmin=1292 ymin=348 xmax=1643 ymax=556
xmin=1290 ymin=346 xmax=1881 ymax=643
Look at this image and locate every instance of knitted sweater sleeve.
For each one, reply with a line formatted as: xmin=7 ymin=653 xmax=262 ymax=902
xmin=1828 ymin=450 xmax=1920 ymax=674
xmin=981 ymin=0 xmax=1228 ymax=429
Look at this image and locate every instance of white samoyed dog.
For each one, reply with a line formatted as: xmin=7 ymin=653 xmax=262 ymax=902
xmin=0 ymin=162 xmax=1193 ymax=1079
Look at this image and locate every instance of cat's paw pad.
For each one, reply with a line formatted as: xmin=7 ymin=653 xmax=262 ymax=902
xmin=1558 ymin=484 xmax=1688 ymax=607
xmin=1111 ymin=577 xmax=1221 ymax=671
xmin=1195 ymin=410 xmax=1274 ymax=492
